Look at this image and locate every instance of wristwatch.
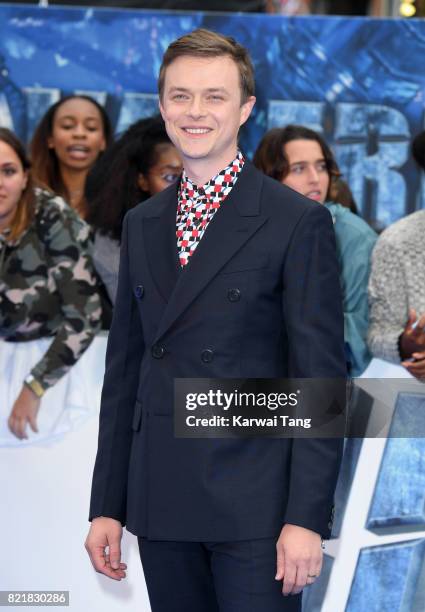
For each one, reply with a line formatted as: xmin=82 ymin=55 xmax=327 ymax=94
xmin=24 ymin=374 xmax=45 ymax=398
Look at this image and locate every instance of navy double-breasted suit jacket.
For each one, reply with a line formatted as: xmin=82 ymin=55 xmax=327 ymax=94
xmin=89 ymin=161 xmax=346 ymax=541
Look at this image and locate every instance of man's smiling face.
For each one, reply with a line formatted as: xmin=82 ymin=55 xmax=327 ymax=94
xmin=159 ymin=54 xmax=255 ymax=174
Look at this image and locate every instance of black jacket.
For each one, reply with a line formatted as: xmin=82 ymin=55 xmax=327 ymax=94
xmin=89 ymin=161 xmax=346 ymax=541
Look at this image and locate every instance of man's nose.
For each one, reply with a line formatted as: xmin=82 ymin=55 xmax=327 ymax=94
xmin=188 ymin=96 xmax=206 ymax=118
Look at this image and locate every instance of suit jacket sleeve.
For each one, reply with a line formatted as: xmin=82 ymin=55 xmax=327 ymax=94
xmin=89 ymin=211 xmax=145 ymax=523
xmin=282 ymin=204 xmax=346 ymax=538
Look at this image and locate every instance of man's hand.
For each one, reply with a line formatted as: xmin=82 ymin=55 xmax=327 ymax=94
xmin=399 ymin=309 xmax=425 ymax=360
xmin=8 ymin=385 xmax=40 ymax=440
xmin=85 ymin=517 xmax=127 ymax=581
xmin=275 ymin=524 xmax=322 ymax=596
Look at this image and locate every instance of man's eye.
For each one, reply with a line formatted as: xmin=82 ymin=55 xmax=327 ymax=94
xmin=172 ymin=94 xmax=188 ymax=101
xmin=208 ymin=95 xmax=223 ymax=101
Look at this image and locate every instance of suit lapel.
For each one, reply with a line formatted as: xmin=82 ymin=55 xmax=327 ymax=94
xmin=153 ymin=162 xmax=268 ymax=343
xmin=143 ymin=184 xmax=181 ymax=303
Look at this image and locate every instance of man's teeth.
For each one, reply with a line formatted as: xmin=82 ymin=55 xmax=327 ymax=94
xmin=184 ymin=128 xmax=210 ymax=134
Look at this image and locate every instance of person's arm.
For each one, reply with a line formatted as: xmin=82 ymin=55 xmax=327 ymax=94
xmin=367 ymin=237 xmax=408 ymax=363
xmin=276 ymin=204 xmax=346 ymax=595
xmin=8 ymin=207 xmax=102 ymax=439
xmin=338 ymin=226 xmax=377 ymax=376
xmin=86 ymin=211 xmax=145 ymax=580
xmin=31 ymin=207 xmax=101 ymax=388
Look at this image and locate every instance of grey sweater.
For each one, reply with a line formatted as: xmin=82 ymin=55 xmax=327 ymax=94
xmin=367 ymin=209 xmax=425 ymax=363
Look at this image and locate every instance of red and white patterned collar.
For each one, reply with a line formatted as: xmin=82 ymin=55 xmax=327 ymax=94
xmin=178 ymin=151 xmax=245 ymax=211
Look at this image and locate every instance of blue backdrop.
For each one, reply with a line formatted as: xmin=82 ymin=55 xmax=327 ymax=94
xmin=0 ymin=5 xmax=425 ymax=228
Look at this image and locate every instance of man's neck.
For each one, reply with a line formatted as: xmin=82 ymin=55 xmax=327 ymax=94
xmin=182 ymin=147 xmax=239 ymax=187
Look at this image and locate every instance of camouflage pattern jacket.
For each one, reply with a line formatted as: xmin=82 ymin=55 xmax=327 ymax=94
xmin=0 ymin=189 xmax=102 ymax=391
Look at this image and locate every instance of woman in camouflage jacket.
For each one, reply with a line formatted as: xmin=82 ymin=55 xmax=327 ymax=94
xmin=0 ymin=128 xmax=102 ymax=440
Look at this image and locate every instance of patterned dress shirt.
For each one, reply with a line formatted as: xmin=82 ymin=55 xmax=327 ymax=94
xmin=176 ymin=151 xmax=245 ymax=267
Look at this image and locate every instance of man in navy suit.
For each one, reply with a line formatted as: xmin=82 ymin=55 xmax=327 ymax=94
xmin=85 ymin=29 xmax=346 ymax=611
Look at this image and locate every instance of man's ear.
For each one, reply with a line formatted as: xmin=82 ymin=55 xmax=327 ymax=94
xmin=159 ymin=99 xmax=166 ymax=121
xmin=239 ymin=96 xmax=256 ymax=128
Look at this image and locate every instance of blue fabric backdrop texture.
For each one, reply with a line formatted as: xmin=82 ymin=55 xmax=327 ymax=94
xmin=0 ymin=5 xmax=424 ymax=228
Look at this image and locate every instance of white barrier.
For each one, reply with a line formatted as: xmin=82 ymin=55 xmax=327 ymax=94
xmin=2 ymin=344 xmax=424 ymax=611
xmin=0 ymin=335 xmax=151 ymax=611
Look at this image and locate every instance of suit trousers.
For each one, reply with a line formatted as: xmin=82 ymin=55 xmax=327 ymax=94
xmin=138 ymin=537 xmax=302 ymax=612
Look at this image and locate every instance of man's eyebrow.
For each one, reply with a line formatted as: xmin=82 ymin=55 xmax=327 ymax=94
xmin=205 ymin=87 xmax=229 ymax=93
xmin=167 ymin=86 xmax=229 ymax=94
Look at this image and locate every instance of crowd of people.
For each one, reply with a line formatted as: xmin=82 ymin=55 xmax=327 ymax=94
xmin=0 ymin=92 xmax=424 ymax=439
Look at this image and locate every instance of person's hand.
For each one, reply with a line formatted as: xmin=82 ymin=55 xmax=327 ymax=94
xmin=85 ymin=517 xmax=127 ymax=581
xmin=399 ymin=309 xmax=425 ymax=360
xmin=8 ymin=385 xmax=41 ymax=440
xmin=275 ymin=524 xmax=322 ymax=596
xmin=401 ymin=350 xmax=425 ymax=380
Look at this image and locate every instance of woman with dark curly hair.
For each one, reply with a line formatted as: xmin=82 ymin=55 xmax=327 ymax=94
xmin=0 ymin=128 xmax=102 ymax=442
xmin=254 ymin=124 xmax=377 ymax=376
xmin=30 ymin=95 xmax=112 ymax=219
xmin=85 ymin=115 xmax=182 ymax=303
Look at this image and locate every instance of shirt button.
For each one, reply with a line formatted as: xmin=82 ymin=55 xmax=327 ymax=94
xmin=201 ymin=349 xmax=214 ymax=363
xmin=134 ymin=285 xmax=144 ymax=299
xmin=198 ymin=187 xmax=205 ymax=196
xmin=151 ymin=344 xmax=165 ymax=359
xmin=227 ymin=288 xmax=241 ymax=302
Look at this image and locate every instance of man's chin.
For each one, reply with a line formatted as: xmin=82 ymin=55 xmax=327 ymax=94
xmin=180 ymin=146 xmax=212 ymax=161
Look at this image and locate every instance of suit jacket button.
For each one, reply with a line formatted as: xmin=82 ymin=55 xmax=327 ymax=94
xmin=134 ymin=285 xmax=144 ymax=299
xmin=151 ymin=344 xmax=165 ymax=359
xmin=227 ymin=288 xmax=241 ymax=302
xmin=201 ymin=349 xmax=214 ymax=363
